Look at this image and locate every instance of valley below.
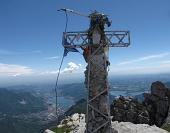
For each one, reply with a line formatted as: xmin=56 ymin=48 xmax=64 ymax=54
xmin=0 ymin=74 xmax=170 ymax=133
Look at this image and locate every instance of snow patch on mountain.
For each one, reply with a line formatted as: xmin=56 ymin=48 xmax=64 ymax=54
xmin=44 ymin=129 xmax=55 ymax=133
xmin=19 ymin=99 xmax=26 ymax=105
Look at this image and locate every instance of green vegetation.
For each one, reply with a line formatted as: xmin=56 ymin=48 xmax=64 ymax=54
xmin=51 ymin=125 xmax=72 ymax=133
xmin=51 ymin=117 xmax=73 ymax=133
xmin=161 ymin=123 xmax=170 ymax=132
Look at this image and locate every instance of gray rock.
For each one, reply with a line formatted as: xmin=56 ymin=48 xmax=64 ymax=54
xmin=151 ymin=81 xmax=168 ymax=98
xmin=110 ymin=96 xmax=150 ymax=124
xmin=144 ymin=81 xmax=170 ymax=127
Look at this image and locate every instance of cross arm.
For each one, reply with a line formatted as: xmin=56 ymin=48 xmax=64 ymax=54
xmin=105 ymin=31 xmax=130 ymax=47
xmin=62 ymin=30 xmax=130 ymax=48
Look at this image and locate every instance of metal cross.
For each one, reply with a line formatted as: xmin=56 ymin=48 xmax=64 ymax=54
xmin=59 ymin=9 xmax=130 ymax=133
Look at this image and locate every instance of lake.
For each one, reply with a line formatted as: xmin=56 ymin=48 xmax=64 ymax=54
xmin=57 ymin=96 xmax=75 ymax=110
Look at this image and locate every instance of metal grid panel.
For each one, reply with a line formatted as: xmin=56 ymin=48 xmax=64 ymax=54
xmin=62 ymin=31 xmax=130 ymax=48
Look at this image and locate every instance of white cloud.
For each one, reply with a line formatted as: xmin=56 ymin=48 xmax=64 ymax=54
xmin=40 ymin=70 xmax=59 ymax=75
xmin=160 ymin=60 xmax=170 ymax=64
xmin=118 ymin=52 xmax=170 ymax=65
xmin=45 ymin=56 xmax=59 ymax=60
xmin=62 ymin=62 xmax=81 ymax=73
xmin=39 ymin=62 xmax=82 ymax=75
xmin=0 ymin=63 xmax=32 ymax=76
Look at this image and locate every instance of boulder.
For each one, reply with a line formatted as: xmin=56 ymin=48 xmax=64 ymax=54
xmin=110 ymin=96 xmax=150 ymax=124
xmin=151 ymin=81 xmax=168 ymax=98
xmin=144 ymin=81 xmax=170 ymax=127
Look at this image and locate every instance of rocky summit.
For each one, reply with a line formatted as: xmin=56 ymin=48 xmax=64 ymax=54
xmin=144 ymin=81 xmax=170 ymax=127
xmin=110 ymin=81 xmax=170 ymax=129
xmin=110 ymin=96 xmax=150 ymax=124
xmin=45 ymin=113 xmax=169 ymax=133
xmin=45 ymin=81 xmax=170 ymax=132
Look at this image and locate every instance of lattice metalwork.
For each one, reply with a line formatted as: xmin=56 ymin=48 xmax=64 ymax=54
xmin=62 ymin=31 xmax=130 ymax=48
xmin=85 ymin=44 xmax=112 ymax=133
xmin=59 ymin=10 xmax=131 ymax=133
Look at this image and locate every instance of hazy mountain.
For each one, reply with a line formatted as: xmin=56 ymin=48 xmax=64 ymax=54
xmin=0 ymin=88 xmax=49 ymax=133
xmin=0 ymin=88 xmax=46 ymax=115
xmin=58 ymin=83 xmax=86 ymax=100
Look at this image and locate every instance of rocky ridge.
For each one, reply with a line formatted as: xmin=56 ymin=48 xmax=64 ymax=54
xmin=144 ymin=81 xmax=170 ymax=126
xmin=110 ymin=81 xmax=170 ymax=129
xmin=45 ymin=113 xmax=169 ymax=133
xmin=111 ymin=96 xmax=150 ymax=124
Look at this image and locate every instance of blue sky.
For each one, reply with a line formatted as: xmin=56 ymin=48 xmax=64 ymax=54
xmin=0 ymin=0 xmax=170 ymax=85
